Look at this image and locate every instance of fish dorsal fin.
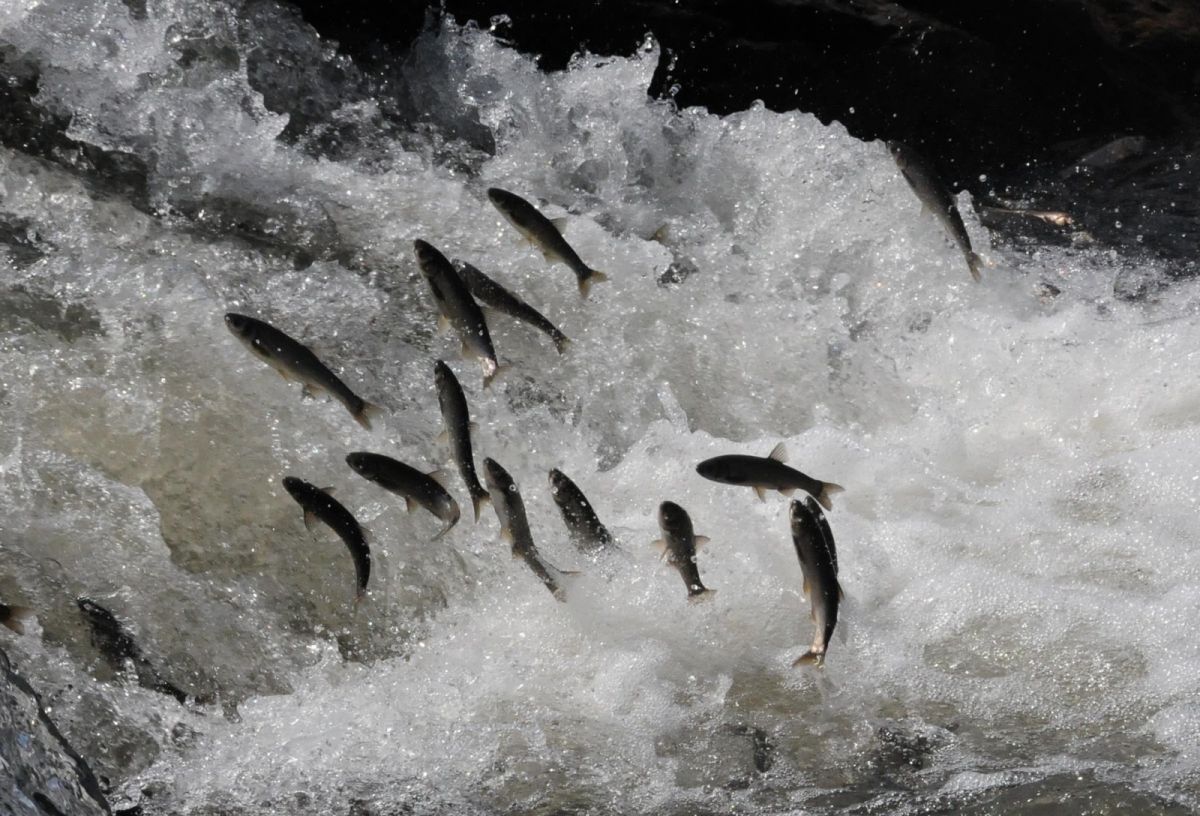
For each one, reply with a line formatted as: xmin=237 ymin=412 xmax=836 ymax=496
xmin=550 ymin=216 xmax=568 ymax=234
xmin=320 ymin=487 xmax=336 ymax=495
xmin=768 ymin=442 xmax=788 ymax=462
xmin=693 ymin=535 xmax=711 ymax=550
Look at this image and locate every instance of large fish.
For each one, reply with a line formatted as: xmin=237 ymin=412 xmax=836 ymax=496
xmin=414 ymin=240 xmax=504 ymax=388
xmin=455 ymin=259 xmax=571 ymax=354
xmin=789 ymin=497 xmax=842 ymax=667
xmin=549 ymin=469 xmax=616 ymax=554
xmin=76 ymin=597 xmax=193 ymax=705
xmin=482 ymin=458 xmax=578 ymax=602
xmin=282 ymin=476 xmax=371 ymax=601
xmin=435 ymin=360 xmax=490 ymax=522
xmin=346 ymin=452 xmax=460 ymax=540
xmin=887 ymin=141 xmax=983 ymax=282
xmin=654 ymin=501 xmax=714 ymax=602
xmin=487 ymin=187 xmax=608 ymax=298
xmin=696 ymin=443 xmax=843 ymax=510
xmin=224 ymin=313 xmax=380 ymax=429
xmin=0 ymin=601 xmax=34 ymax=635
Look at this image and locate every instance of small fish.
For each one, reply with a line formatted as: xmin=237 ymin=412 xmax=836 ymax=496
xmin=282 ymin=476 xmax=371 ymax=601
xmin=483 ymin=458 xmax=578 ymax=602
xmin=435 ymin=360 xmax=491 ymax=522
xmin=789 ymin=497 xmax=842 ymax=667
xmin=346 ymin=452 xmax=460 ymax=540
xmin=414 ymin=240 xmax=505 ymax=388
xmin=76 ymin=597 xmax=192 ymax=705
xmin=487 ymin=187 xmax=608 ymax=298
xmin=224 ymin=313 xmax=380 ymax=429
xmin=549 ymin=469 xmax=616 ymax=554
xmin=697 ymin=443 xmax=843 ymax=510
xmin=0 ymin=602 xmax=34 ymax=635
xmin=455 ymin=259 xmax=571 ymax=354
xmin=887 ymin=141 xmax=983 ymax=282
xmin=654 ymin=501 xmax=714 ymax=601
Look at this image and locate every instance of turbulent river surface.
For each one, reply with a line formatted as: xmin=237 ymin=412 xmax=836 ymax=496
xmin=2 ymin=1 xmax=1200 ymax=814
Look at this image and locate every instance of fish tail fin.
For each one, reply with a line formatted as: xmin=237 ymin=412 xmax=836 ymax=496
xmin=687 ymin=588 xmax=717 ymax=604
xmin=1 ymin=605 xmax=34 ymax=635
xmin=578 ymin=270 xmax=609 ymax=299
xmin=792 ymin=650 xmax=825 ymax=668
xmin=818 ymin=482 xmax=844 ymax=511
xmin=355 ymin=401 xmax=383 ymax=431
xmin=552 ymin=332 xmax=572 ymax=355
xmin=967 ymin=252 xmax=984 ymax=282
xmin=483 ymin=363 xmax=511 ymax=390
xmin=472 ymin=490 xmax=492 ymax=523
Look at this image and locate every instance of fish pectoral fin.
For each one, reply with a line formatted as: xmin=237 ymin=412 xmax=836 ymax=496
xmin=792 ymin=651 xmax=823 ymax=668
xmin=468 ymin=421 xmax=479 ymax=432
xmin=802 ymin=578 xmax=810 ymax=596
xmin=436 ymin=314 xmax=452 ymax=334
xmin=460 ymin=340 xmax=472 ymax=357
xmin=355 ymin=402 xmax=383 ymax=431
xmin=302 ymin=510 xmax=318 ymax=531
xmin=652 ymin=538 xmax=669 ymax=559
xmin=403 ymin=496 xmax=417 ymax=513
xmin=320 ymin=486 xmax=337 ymax=495
xmin=500 ymin=526 xmax=514 ymax=544
xmin=300 ymin=384 xmax=319 ymax=400
xmin=753 ymin=485 xmax=768 ymax=502
xmin=768 ymin=441 xmax=788 ymax=462
xmin=435 ymin=429 xmax=450 ymax=445
xmin=426 ymin=468 xmax=449 ymax=488
xmin=692 ymin=535 xmax=711 ymax=550
xmin=549 ymin=216 xmax=569 ymax=234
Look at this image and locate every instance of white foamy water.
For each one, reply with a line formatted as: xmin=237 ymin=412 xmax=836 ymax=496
xmin=1 ymin=1 xmax=1199 ymax=813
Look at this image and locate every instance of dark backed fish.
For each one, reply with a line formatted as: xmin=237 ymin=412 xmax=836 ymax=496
xmin=347 ymin=452 xmax=460 ymax=540
xmin=654 ymin=501 xmax=714 ymax=602
xmin=549 ymin=469 xmax=616 ymax=554
xmin=455 ymin=259 xmax=571 ymax=354
xmin=414 ymin=240 xmax=504 ymax=388
xmin=697 ymin=442 xmax=843 ymax=510
xmin=887 ymin=141 xmax=983 ymax=281
xmin=76 ymin=597 xmax=191 ymax=705
xmin=435 ymin=360 xmax=490 ymax=522
xmin=282 ymin=476 xmax=371 ymax=601
xmin=483 ymin=458 xmax=578 ymax=602
xmin=0 ymin=601 xmax=34 ymax=635
xmin=224 ymin=313 xmax=380 ymax=429
xmin=789 ymin=497 xmax=842 ymax=667
xmin=487 ymin=187 xmax=608 ymax=298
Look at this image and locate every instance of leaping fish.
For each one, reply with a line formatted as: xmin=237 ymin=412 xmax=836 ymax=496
xmin=696 ymin=443 xmax=843 ymax=511
xmin=789 ymin=497 xmax=842 ymax=666
xmin=282 ymin=476 xmax=371 ymax=601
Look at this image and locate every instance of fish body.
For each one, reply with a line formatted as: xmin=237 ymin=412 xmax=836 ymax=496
xmin=654 ymin=501 xmax=714 ymax=601
xmin=487 ymin=187 xmax=608 ymax=298
xmin=76 ymin=597 xmax=191 ymax=704
xmin=414 ymin=240 xmax=503 ymax=387
xmin=789 ymin=497 xmax=841 ymax=666
xmin=0 ymin=602 xmax=34 ymax=635
xmin=549 ymin=469 xmax=616 ymax=554
xmin=455 ymin=259 xmax=571 ymax=354
xmin=435 ymin=360 xmax=491 ymax=521
xmin=224 ymin=313 xmax=379 ymax=429
xmin=887 ymin=141 xmax=983 ymax=281
xmin=282 ymin=476 xmax=371 ymax=600
xmin=696 ymin=443 xmax=843 ymax=510
xmin=483 ymin=458 xmax=576 ymax=602
xmin=346 ymin=452 xmax=460 ymax=539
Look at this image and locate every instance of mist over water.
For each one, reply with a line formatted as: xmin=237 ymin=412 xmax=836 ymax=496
xmin=1 ymin=1 xmax=1199 ymax=813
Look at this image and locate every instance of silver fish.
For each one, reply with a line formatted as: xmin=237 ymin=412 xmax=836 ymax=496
xmin=696 ymin=442 xmax=843 ymax=510
xmin=435 ymin=360 xmax=490 ymax=522
xmin=887 ymin=141 xmax=984 ymax=282
xmin=549 ymin=469 xmax=616 ymax=554
xmin=789 ymin=497 xmax=841 ymax=666
xmin=224 ymin=313 xmax=380 ymax=429
xmin=487 ymin=187 xmax=609 ymax=298
xmin=482 ymin=458 xmax=578 ymax=602
xmin=654 ymin=501 xmax=714 ymax=602
xmin=76 ymin=597 xmax=194 ymax=705
xmin=455 ymin=259 xmax=571 ymax=354
xmin=414 ymin=240 xmax=505 ymax=388
xmin=282 ymin=476 xmax=371 ymax=601
xmin=346 ymin=452 xmax=460 ymax=540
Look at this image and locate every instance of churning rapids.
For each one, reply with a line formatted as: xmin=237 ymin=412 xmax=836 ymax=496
xmin=2 ymin=1 xmax=1200 ymax=814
